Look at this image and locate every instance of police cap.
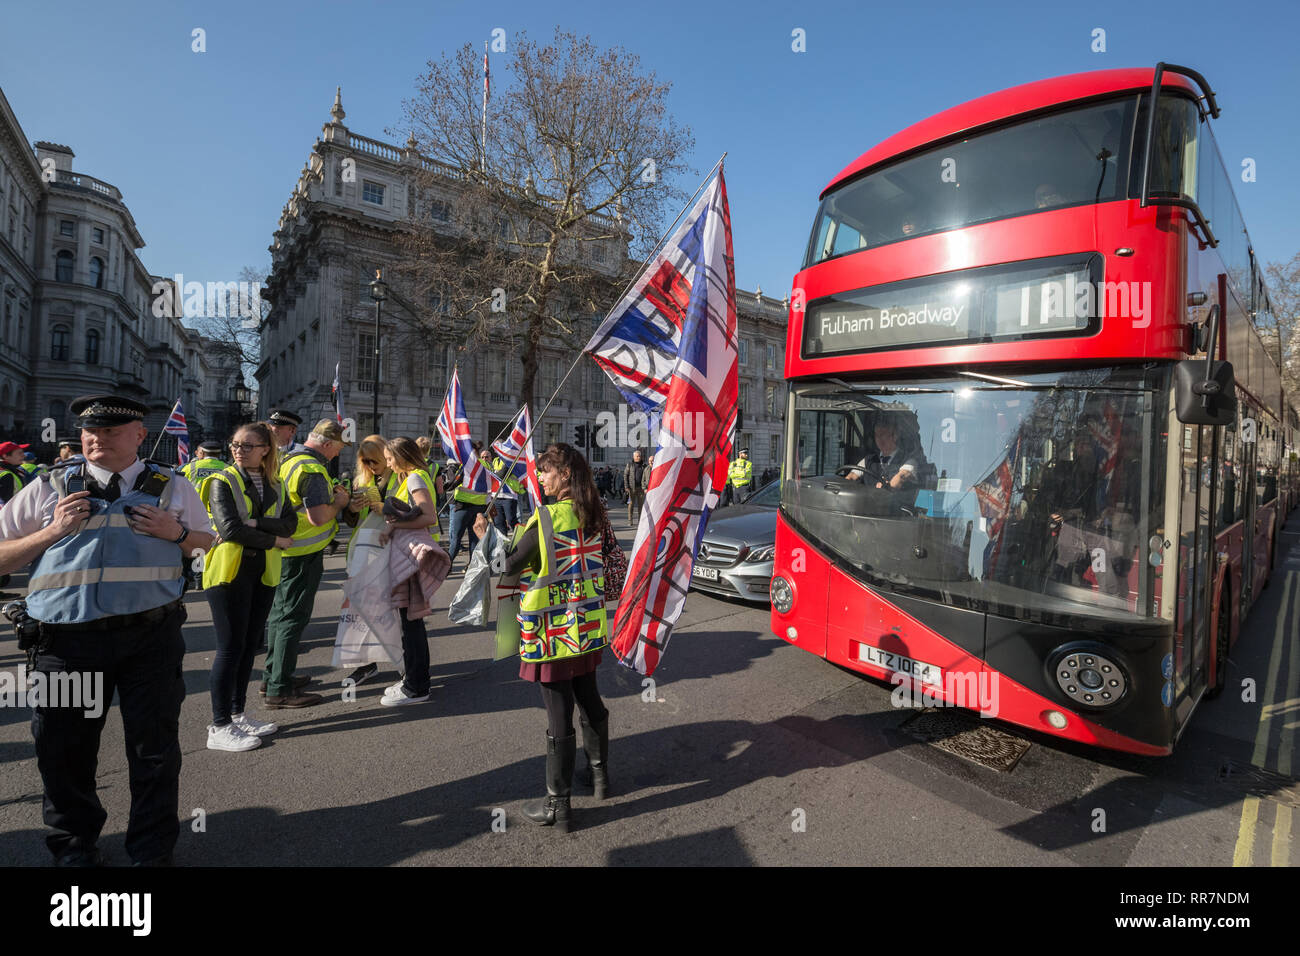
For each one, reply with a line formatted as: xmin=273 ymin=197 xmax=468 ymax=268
xmin=198 ymin=440 xmax=224 ymax=455
xmin=70 ymin=394 xmax=148 ymax=428
xmin=268 ymin=409 xmax=302 ymax=428
xmin=57 ymin=437 xmax=82 ymax=450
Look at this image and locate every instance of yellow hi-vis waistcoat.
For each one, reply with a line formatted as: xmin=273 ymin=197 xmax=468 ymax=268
xmin=345 ymin=471 xmax=395 ymax=564
xmin=729 ymin=458 xmax=753 ymax=488
xmin=392 ymin=467 xmax=440 ymax=542
xmin=183 ymin=456 xmax=228 ymax=509
xmin=280 ymin=451 xmax=336 ymax=557
xmin=202 ymin=467 xmax=287 ymax=587
xmin=516 ymin=500 xmax=607 ymax=664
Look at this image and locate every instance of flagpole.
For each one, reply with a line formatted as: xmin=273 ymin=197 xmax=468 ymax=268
xmin=481 ymin=40 xmax=489 ymax=173
xmin=524 ymin=152 xmax=728 ymax=443
xmin=148 ymin=398 xmax=179 ymax=461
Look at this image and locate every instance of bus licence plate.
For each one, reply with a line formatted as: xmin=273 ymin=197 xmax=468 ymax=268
xmin=692 ymin=566 xmax=719 ymax=581
xmin=857 ymin=642 xmax=943 ymax=687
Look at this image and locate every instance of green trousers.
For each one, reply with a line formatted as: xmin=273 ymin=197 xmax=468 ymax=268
xmin=263 ymin=549 xmax=325 ymax=697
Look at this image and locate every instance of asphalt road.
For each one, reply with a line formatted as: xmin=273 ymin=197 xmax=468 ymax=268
xmin=1 ymin=511 xmax=1297 ymax=867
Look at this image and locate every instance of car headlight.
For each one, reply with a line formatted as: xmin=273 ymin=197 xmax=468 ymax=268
xmin=745 ymin=545 xmax=775 ymax=563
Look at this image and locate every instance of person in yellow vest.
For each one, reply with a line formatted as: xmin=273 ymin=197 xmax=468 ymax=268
xmin=377 ymin=436 xmax=442 ymax=706
xmin=722 ymin=447 xmax=753 ymax=507
xmin=181 ymin=440 xmax=228 ymax=509
xmin=474 ymin=442 xmax=610 ymax=832
xmin=338 ymin=434 xmax=397 ymax=688
xmin=262 ymin=420 xmax=351 ymax=708
xmin=203 ymin=423 xmax=298 ymax=751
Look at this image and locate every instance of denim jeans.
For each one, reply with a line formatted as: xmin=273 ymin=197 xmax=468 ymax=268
xmin=447 ymin=502 xmax=487 ymax=564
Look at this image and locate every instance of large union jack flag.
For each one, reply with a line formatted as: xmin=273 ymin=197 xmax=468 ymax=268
xmin=163 ymin=399 xmax=190 ymax=466
xmin=490 ymin=404 xmax=542 ymax=507
xmin=584 ymin=167 xmax=738 ymax=675
xmin=436 ymin=367 xmax=487 ymax=493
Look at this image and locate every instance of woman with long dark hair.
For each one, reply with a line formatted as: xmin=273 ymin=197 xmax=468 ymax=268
xmin=475 ymin=442 xmax=610 ymax=832
xmin=204 ymin=422 xmax=297 ymax=751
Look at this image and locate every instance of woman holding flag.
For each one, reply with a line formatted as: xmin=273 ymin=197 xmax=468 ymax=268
xmin=475 ymin=442 xmax=610 ymax=832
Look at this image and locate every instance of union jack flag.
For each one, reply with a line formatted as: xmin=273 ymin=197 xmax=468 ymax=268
xmin=552 ymin=525 xmax=603 ymax=577
xmin=490 ymin=405 xmax=542 ymax=507
xmin=584 ymin=166 xmax=738 ymax=675
xmin=163 ymin=399 xmax=190 ymax=466
xmin=436 ymin=367 xmax=487 ymax=493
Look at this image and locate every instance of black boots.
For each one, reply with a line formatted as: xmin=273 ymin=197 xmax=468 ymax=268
xmin=575 ymin=716 xmax=610 ymax=799
xmin=523 ymin=732 xmax=575 ymax=832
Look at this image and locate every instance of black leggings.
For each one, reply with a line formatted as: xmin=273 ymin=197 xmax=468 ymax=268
xmin=539 ymin=671 xmax=608 ymax=739
xmin=206 ymin=551 xmax=275 ymax=725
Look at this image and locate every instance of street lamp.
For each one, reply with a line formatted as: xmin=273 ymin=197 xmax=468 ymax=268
xmin=368 ymin=269 xmax=387 ymax=432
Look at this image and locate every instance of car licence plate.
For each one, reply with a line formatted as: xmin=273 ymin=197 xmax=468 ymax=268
xmin=857 ymin=642 xmax=942 ymax=687
xmin=692 ymin=565 xmax=719 ymax=581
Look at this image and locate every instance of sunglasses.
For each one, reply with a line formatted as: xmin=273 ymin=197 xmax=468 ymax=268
xmin=229 ymin=442 xmax=269 ymax=451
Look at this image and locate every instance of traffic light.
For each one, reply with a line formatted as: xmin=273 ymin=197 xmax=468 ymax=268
xmin=737 ymin=409 xmax=744 ymax=430
xmin=573 ymin=424 xmax=586 ymax=447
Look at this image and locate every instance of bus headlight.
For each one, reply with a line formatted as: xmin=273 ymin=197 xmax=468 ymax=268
xmin=1051 ymin=645 xmax=1128 ymax=708
xmin=771 ymin=576 xmax=794 ymax=614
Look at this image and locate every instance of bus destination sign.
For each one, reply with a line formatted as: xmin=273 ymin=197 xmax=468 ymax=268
xmin=809 ymin=289 xmax=972 ymax=354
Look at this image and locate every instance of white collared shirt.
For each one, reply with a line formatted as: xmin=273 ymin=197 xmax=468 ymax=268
xmin=0 ymin=456 xmax=214 ymax=541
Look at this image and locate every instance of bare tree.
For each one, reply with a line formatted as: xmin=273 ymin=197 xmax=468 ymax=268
xmin=392 ymin=28 xmax=694 ymax=408
xmin=193 ymin=264 xmax=268 ymax=387
xmin=1263 ymin=251 xmax=1300 ymax=398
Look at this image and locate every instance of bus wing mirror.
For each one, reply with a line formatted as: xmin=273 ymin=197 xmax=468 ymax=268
xmin=1174 ymin=360 xmax=1236 ymax=425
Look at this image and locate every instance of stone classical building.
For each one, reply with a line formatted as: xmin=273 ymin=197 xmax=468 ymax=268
xmin=258 ymin=90 xmax=789 ymax=476
xmin=0 ymin=84 xmax=224 ymax=461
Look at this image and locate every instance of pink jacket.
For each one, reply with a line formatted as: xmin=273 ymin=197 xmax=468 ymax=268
xmin=388 ymin=527 xmax=450 ymax=619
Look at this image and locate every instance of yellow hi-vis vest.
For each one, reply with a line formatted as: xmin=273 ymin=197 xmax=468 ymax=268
xmin=345 ymin=471 xmax=396 ymax=564
xmin=392 ymin=467 xmax=440 ymax=542
xmin=516 ymin=500 xmax=607 ymax=664
xmin=183 ymin=456 xmax=228 ymax=509
xmin=202 ymin=467 xmax=287 ymax=588
xmin=729 ymin=458 xmax=753 ymax=488
xmin=280 ymin=451 xmax=336 ymax=556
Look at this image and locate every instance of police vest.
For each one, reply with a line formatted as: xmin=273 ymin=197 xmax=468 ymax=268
xmin=729 ymin=458 xmax=753 ymax=488
xmin=183 ymin=457 xmax=228 ymax=509
xmin=202 ymin=467 xmax=287 ymax=588
xmin=20 ymin=461 xmax=40 ymax=478
xmin=279 ymin=451 xmax=336 ymax=556
xmin=345 ymin=471 xmax=396 ymax=564
xmin=516 ymin=500 xmax=607 ymax=665
xmin=26 ymin=463 xmax=185 ymax=624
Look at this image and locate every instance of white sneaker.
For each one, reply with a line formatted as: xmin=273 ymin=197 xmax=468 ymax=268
xmin=207 ymin=723 xmax=261 ymax=752
xmin=380 ymin=686 xmax=431 ymax=706
xmin=384 ymin=679 xmax=406 ymax=697
xmin=232 ymin=712 xmax=278 ymax=736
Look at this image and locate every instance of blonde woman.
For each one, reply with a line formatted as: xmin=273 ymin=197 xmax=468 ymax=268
xmin=378 ymin=436 xmax=441 ymax=706
xmin=339 ymin=434 xmax=396 ymax=687
xmin=204 ymin=422 xmax=297 ymax=751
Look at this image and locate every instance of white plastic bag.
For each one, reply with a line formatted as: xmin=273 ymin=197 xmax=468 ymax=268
xmin=448 ymin=525 xmax=504 ymax=625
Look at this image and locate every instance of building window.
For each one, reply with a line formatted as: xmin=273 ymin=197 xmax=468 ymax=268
xmin=766 ymin=384 xmax=777 ymax=415
xmin=90 ymin=256 xmax=104 ymax=289
xmin=589 ymin=242 xmax=607 ymax=264
xmin=2 ymin=293 xmax=12 ymax=342
xmin=51 ymin=324 xmax=70 ymax=360
xmin=429 ymin=199 xmax=451 ymax=222
xmin=739 ymin=337 xmax=749 ymax=366
xmin=357 ymin=331 xmax=376 ymax=383
xmin=92 ymin=226 xmax=105 ymax=244
xmin=766 ymin=343 xmax=777 ymax=370
xmin=59 ymin=220 xmax=74 ymax=237
xmin=49 ymin=399 xmax=66 ymax=429
xmin=55 ymin=250 xmax=74 ymax=282
xmin=86 ymin=329 xmax=100 ymax=365
xmin=362 ymin=181 xmax=385 ymax=205
xmin=770 ymin=433 xmax=781 ymax=465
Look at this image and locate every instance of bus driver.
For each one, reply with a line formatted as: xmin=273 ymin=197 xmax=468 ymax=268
xmin=844 ymin=420 xmax=922 ymax=489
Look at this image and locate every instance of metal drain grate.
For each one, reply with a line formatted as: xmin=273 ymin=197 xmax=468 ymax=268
xmin=898 ymin=709 xmax=1031 ymax=772
xmin=1217 ymin=760 xmax=1300 ymax=808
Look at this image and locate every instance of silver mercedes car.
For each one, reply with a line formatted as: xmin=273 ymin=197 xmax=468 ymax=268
xmin=689 ymin=480 xmax=781 ymax=604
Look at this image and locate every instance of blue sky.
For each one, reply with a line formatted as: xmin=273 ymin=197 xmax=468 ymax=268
xmin=3 ymin=0 xmax=1297 ymax=301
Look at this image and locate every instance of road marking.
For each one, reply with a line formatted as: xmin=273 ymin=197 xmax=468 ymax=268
xmin=1234 ymin=797 xmax=1260 ymax=867
xmin=1273 ymin=803 xmax=1293 ymax=867
xmin=1235 ymin=571 xmax=1294 ymax=866
xmin=1278 ymin=576 xmax=1300 ymax=778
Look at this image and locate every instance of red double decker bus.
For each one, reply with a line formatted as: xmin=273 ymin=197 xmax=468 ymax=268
xmin=772 ymin=64 xmax=1297 ymax=756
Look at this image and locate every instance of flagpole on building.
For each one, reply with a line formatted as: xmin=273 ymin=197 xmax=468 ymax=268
xmin=481 ymin=40 xmax=489 ymax=173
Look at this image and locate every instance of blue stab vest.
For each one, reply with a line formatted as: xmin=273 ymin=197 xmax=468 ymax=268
xmin=26 ymin=462 xmax=186 ymax=624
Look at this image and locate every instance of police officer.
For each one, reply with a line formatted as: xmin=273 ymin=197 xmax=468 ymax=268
xmin=181 ymin=440 xmax=228 ymax=509
xmin=723 ymin=448 xmax=753 ymax=506
xmin=0 ymin=394 xmax=214 ymax=866
xmin=268 ymin=409 xmax=305 ymax=457
xmin=57 ymin=438 xmax=84 ymax=464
